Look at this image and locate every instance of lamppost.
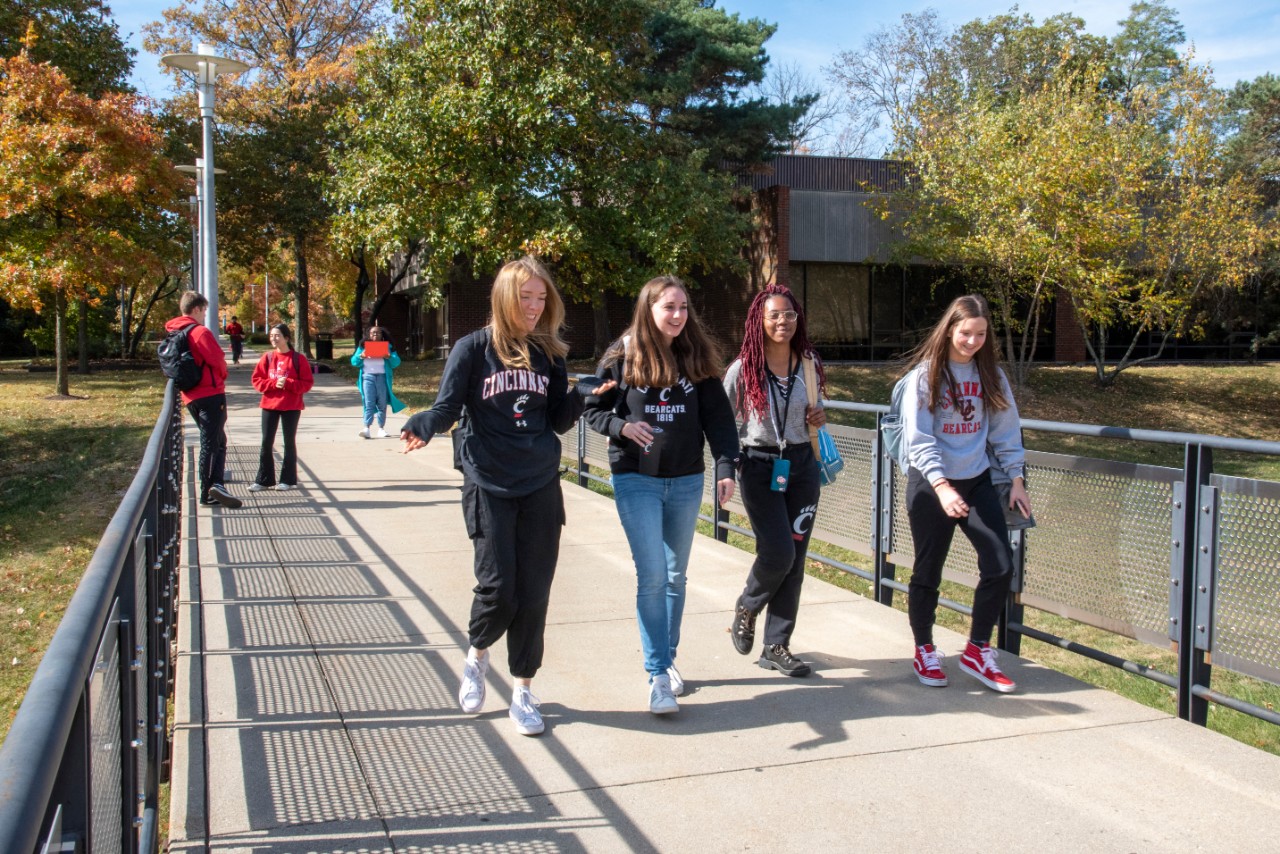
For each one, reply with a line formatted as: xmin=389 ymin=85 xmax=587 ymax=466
xmin=162 ymin=44 xmax=249 ymax=336
xmin=175 ymin=160 xmax=225 ymax=299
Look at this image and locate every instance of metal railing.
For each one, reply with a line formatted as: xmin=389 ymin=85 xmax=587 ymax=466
xmin=562 ymin=394 xmax=1280 ymax=731
xmin=0 ymin=383 xmax=184 ymax=854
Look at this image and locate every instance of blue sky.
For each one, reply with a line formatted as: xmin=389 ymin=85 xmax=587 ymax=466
xmin=114 ymin=0 xmax=1278 ymax=99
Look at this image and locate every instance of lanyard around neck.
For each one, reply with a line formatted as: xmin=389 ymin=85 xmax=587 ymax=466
xmin=766 ymin=354 xmax=797 ymax=449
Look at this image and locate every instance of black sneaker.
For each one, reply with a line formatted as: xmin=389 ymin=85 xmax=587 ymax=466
xmin=198 ymin=496 xmax=219 ymax=506
xmin=731 ymin=599 xmax=757 ymax=656
xmin=758 ymin=644 xmax=812 ymax=677
xmin=208 ymin=484 xmax=242 ymax=509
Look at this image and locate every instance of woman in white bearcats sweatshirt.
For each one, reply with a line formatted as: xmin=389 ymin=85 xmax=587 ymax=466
xmin=900 ymin=294 xmax=1031 ymax=695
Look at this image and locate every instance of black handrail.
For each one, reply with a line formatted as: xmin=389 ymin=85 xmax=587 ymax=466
xmin=0 ymin=382 xmax=182 ymax=853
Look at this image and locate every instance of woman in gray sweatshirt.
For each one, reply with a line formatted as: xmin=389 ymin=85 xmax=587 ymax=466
xmin=900 ymin=294 xmax=1031 ymax=694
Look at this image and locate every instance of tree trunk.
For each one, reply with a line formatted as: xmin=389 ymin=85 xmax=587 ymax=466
xmin=591 ymin=290 xmax=611 ymax=360
xmin=76 ymin=299 xmax=90 ymax=373
xmin=119 ymin=285 xmax=129 ymax=358
xmin=368 ymin=240 xmax=423 ymax=327
xmin=293 ymin=233 xmax=312 ymax=358
xmin=350 ymin=244 xmax=370 ymax=344
xmin=54 ymin=290 xmax=69 ymax=396
xmin=131 ymin=275 xmax=178 ymax=358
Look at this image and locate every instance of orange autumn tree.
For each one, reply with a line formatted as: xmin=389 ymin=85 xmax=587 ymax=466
xmin=0 ymin=49 xmax=183 ymax=395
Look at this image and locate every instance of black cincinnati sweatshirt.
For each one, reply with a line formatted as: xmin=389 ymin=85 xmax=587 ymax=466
xmin=583 ymin=355 xmax=740 ymax=483
xmin=402 ymin=329 xmax=585 ymax=498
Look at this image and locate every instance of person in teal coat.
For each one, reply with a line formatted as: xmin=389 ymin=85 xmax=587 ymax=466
xmin=352 ymin=326 xmax=406 ymax=438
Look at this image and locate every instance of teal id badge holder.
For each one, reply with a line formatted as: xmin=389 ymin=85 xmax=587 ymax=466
xmin=770 ymin=456 xmax=790 ymax=492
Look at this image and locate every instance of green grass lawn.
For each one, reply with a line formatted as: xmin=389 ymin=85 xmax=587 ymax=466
xmin=1 ymin=354 xmax=1277 ymax=753
xmin=0 ymin=364 xmax=168 ymax=741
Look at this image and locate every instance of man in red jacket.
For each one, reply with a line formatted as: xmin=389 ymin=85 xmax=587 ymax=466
xmin=165 ymin=292 xmax=241 ymax=508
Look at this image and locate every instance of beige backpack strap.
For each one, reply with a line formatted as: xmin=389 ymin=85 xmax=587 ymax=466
xmin=802 ymin=354 xmax=820 ymax=455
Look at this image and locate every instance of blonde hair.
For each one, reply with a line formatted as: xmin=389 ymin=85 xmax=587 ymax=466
xmin=606 ymin=275 xmax=723 ymax=387
xmin=489 ymin=256 xmax=568 ymax=368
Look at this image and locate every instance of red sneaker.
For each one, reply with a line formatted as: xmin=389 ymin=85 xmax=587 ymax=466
xmin=959 ymin=641 xmax=1016 ymax=693
xmin=913 ymin=644 xmax=948 ymax=687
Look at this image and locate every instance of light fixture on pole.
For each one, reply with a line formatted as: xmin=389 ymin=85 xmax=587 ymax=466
xmin=176 ymin=160 xmax=225 ymax=299
xmin=162 ymin=44 xmax=250 ymax=336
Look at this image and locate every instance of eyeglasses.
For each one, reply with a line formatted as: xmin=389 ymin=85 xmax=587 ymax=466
xmin=765 ymin=310 xmax=798 ymax=322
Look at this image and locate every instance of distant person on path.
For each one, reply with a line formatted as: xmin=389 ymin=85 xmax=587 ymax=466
xmin=351 ymin=325 xmax=405 ymax=438
xmin=723 ymin=285 xmax=827 ymax=678
xmin=165 ymin=292 xmax=240 ymax=509
xmin=400 ymin=256 xmax=613 ymax=736
xmin=583 ymin=275 xmax=739 ymax=715
xmin=249 ymin=323 xmax=314 ymax=492
xmin=901 ymin=294 xmax=1030 ymax=693
xmin=225 ymin=316 xmax=245 ymax=365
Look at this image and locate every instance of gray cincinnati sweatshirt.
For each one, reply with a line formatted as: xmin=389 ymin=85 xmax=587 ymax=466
xmin=902 ymin=359 xmax=1025 ymax=485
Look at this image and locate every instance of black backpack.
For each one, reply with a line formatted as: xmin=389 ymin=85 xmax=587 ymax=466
xmin=158 ymin=324 xmax=205 ymax=391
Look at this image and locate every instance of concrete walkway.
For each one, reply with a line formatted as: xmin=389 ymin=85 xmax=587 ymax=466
xmin=169 ymin=349 xmax=1280 ymax=853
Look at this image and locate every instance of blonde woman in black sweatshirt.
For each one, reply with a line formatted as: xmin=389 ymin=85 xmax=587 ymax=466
xmin=401 ymin=256 xmax=613 ymax=736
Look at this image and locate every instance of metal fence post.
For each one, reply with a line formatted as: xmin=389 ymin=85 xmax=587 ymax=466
xmin=576 ymin=415 xmax=588 ymax=488
xmin=872 ymin=413 xmax=897 ymax=607
xmin=1174 ymin=443 xmax=1214 ymax=725
xmin=998 ymin=529 xmax=1026 ymax=655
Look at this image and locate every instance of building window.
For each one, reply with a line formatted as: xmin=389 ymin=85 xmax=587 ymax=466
xmin=797 ymin=263 xmax=870 ymax=346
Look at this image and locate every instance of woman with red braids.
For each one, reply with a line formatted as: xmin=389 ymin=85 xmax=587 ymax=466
xmin=723 ymin=285 xmax=828 ymax=677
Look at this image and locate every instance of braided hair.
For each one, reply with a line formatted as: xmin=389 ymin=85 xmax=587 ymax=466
xmin=734 ymin=284 xmax=826 ymax=421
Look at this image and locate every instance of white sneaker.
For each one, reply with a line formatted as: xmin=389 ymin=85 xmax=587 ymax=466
xmin=274 ymin=483 xmax=293 ymax=491
xmin=358 ymin=427 xmax=370 ymax=438
xmin=459 ymin=654 xmax=488 ymax=714
xmin=375 ymin=426 xmax=388 ymax=439
xmin=666 ymin=664 xmax=685 ymax=697
xmin=248 ymin=483 xmax=267 ymax=492
xmin=509 ymin=686 xmax=544 ymax=735
xmin=648 ymin=674 xmax=678 ymax=715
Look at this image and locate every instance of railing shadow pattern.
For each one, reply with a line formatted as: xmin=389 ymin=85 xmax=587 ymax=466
xmin=190 ymin=445 xmax=660 ymax=852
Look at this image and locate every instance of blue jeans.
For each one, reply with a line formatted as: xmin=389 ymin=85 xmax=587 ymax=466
xmin=361 ymin=372 xmax=388 ymax=427
xmin=612 ymin=472 xmax=704 ymax=676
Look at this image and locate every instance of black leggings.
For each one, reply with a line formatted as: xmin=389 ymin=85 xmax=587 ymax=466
xmin=906 ymin=468 xmax=1012 ymax=647
xmin=256 ymin=409 xmax=301 ymax=486
xmin=737 ymin=444 xmax=820 ymax=647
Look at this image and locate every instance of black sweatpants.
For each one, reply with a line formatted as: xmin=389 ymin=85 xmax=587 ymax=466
xmin=186 ymin=394 xmax=228 ymax=502
xmin=906 ymin=467 xmax=1013 ymax=647
xmin=737 ymin=443 xmax=821 ymax=647
xmin=256 ymin=409 xmax=301 ymax=487
xmin=462 ymin=475 xmax=565 ymax=678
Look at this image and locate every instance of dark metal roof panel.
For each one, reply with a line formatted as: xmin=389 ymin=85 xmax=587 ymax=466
xmin=733 ymin=155 xmax=910 ymax=193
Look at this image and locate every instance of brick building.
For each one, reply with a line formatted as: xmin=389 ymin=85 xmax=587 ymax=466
xmin=366 ymin=154 xmax=1192 ymax=364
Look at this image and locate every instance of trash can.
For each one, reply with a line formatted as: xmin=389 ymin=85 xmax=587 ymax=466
xmin=314 ymin=332 xmax=333 ymax=360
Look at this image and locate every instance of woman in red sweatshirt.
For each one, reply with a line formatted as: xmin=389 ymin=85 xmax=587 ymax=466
xmin=249 ymin=323 xmax=315 ymax=491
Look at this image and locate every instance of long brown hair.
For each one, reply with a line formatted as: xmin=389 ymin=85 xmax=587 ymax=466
xmin=605 ymin=275 xmax=723 ymax=387
xmin=733 ymin=284 xmax=825 ymax=421
xmin=488 ymin=256 xmax=568 ymax=368
xmin=905 ymin=293 xmax=1009 ymax=412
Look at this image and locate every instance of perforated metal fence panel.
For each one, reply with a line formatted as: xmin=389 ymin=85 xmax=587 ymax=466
xmin=1212 ymin=475 xmax=1280 ymax=685
xmin=89 ymin=600 xmax=124 ymax=854
xmin=1017 ymin=453 xmax=1179 ymax=645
